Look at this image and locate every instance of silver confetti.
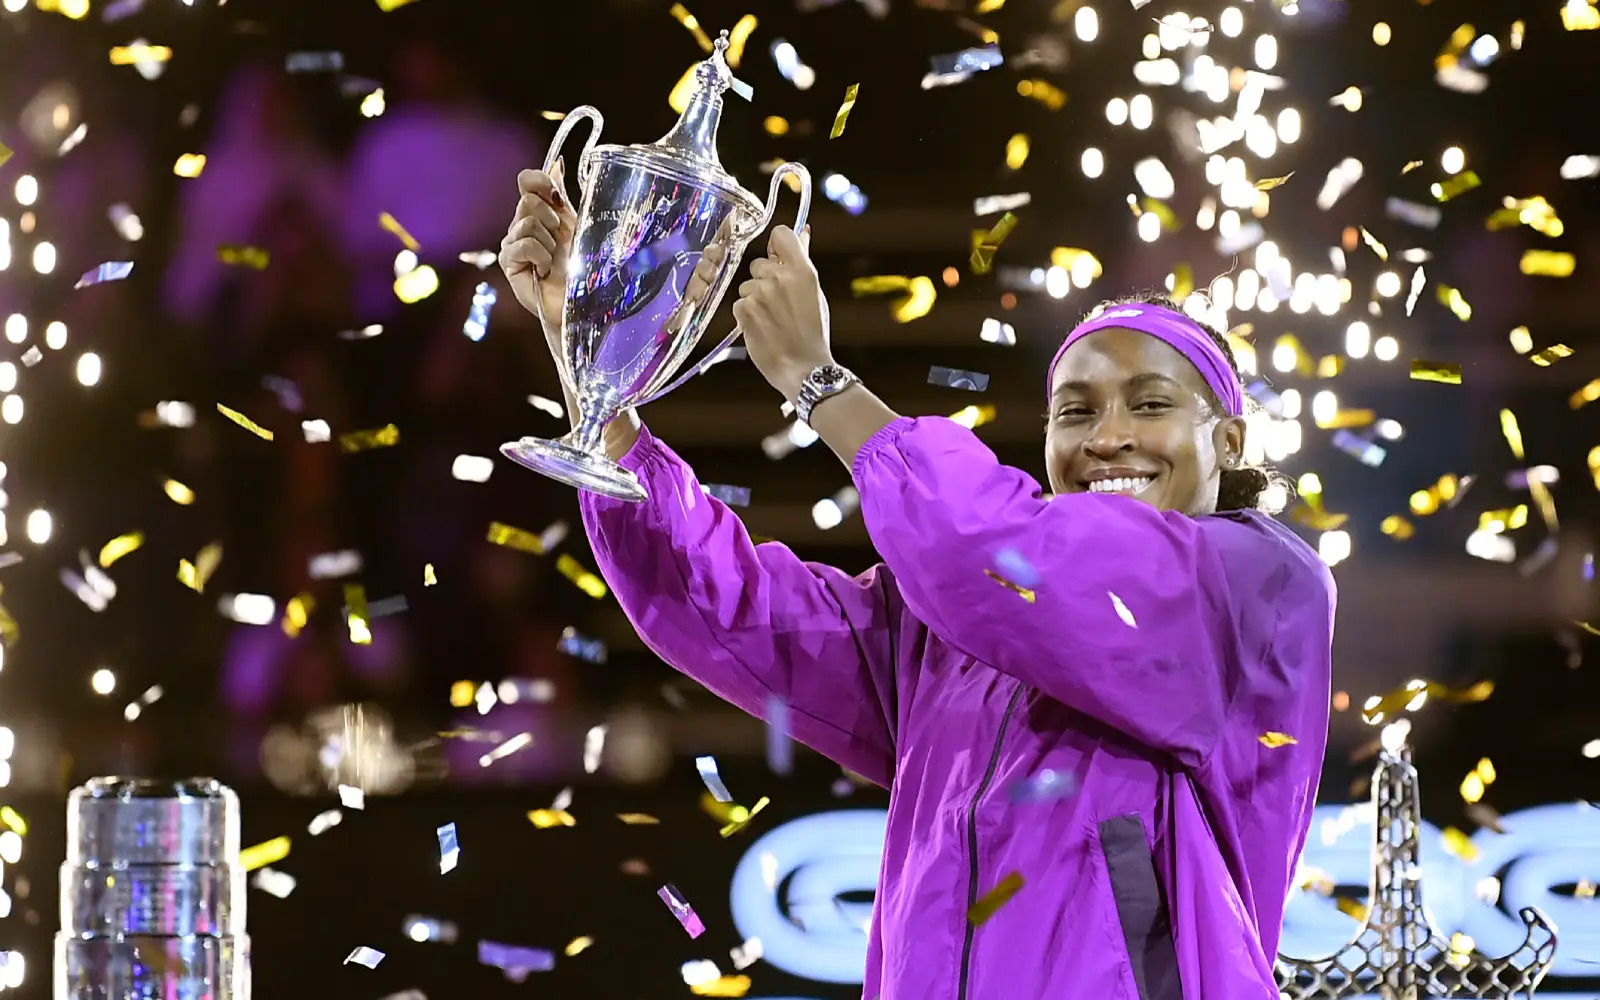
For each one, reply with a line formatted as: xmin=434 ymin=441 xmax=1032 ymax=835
xmin=75 ymin=261 xmax=134 ymax=288
xmin=928 ymin=366 xmax=989 ymax=392
xmin=344 ymin=946 xmax=385 ymax=969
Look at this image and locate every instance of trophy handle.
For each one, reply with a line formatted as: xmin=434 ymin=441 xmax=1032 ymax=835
xmin=538 ymin=106 xmax=604 ymax=397
xmin=633 ymin=163 xmax=815 ymax=408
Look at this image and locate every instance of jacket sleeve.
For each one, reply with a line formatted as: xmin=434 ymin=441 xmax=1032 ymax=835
xmin=852 ymin=416 xmax=1329 ymax=767
xmin=579 ymin=425 xmax=903 ymax=785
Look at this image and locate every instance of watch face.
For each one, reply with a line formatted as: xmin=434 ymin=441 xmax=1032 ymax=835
xmin=811 ymin=365 xmax=849 ymax=388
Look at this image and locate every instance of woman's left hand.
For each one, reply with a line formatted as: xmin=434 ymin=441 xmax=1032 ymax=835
xmin=732 ymin=225 xmax=834 ymax=404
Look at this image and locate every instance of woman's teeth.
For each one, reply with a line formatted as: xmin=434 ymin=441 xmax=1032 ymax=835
xmin=1088 ymin=476 xmax=1154 ymax=494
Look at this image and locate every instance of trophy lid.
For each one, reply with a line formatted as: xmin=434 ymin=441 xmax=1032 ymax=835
xmin=648 ymin=30 xmax=739 ymax=174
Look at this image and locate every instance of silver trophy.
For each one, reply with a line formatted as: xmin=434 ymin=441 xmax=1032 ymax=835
xmin=55 ymin=777 xmax=249 ymax=1000
xmin=500 ymin=30 xmax=813 ymax=501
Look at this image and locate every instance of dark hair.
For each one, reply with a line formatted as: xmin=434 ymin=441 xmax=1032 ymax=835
xmin=1071 ymin=291 xmax=1291 ymax=514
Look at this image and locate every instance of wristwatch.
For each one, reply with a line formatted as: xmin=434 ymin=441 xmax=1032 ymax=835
xmin=795 ymin=363 xmax=860 ymax=425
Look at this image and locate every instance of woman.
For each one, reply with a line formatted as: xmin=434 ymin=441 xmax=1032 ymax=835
xmin=501 ymin=167 xmax=1335 ymax=999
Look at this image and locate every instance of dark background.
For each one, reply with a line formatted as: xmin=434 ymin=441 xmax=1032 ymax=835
xmin=0 ymin=0 xmax=1598 ymax=996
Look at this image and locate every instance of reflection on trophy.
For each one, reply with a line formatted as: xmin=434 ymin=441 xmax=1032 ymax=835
xmin=55 ymin=777 xmax=249 ymax=1000
xmin=500 ymin=30 xmax=813 ymax=502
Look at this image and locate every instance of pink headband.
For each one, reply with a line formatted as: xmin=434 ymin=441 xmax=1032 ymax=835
xmin=1046 ymin=302 xmax=1244 ymax=417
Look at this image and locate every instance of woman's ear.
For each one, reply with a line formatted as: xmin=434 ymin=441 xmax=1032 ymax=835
xmin=1215 ymin=415 xmax=1246 ymax=470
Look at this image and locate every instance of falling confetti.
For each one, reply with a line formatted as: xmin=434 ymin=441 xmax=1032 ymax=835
xmin=659 ymin=883 xmax=707 ymax=938
xmin=344 ymin=946 xmax=385 ymax=969
xmin=217 ymin=404 xmax=273 ymax=441
xmin=75 ymin=262 xmax=134 ymax=288
xmin=968 ymin=871 xmax=1024 ymax=925
xmin=830 ymin=84 xmax=860 ymax=139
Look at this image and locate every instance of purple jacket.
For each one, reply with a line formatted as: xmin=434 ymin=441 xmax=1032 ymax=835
xmin=580 ymin=416 xmax=1335 ymax=1000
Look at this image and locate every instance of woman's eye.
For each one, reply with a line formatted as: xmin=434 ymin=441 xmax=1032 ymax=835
xmin=1056 ymin=406 xmax=1092 ymax=419
xmin=1134 ymin=399 xmax=1173 ymax=412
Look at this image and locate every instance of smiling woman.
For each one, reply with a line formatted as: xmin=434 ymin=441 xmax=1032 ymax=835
xmin=1047 ymin=291 xmax=1290 ymax=515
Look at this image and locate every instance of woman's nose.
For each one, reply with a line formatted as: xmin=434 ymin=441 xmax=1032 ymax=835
xmin=1083 ymin=410 xmax=1136 ymax=457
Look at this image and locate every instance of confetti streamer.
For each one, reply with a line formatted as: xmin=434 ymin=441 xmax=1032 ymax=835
xmin=830 ymin=84 xmax=860 ymax=139
xmin=705 ymin=483 xmax=752 ymax=507
xmin=1260 ymin=732 xmax=1299 ymax=748
xmin=378 ymin=212 xmax=421 ymax=252
xmin=344 ymin=946 xmax=385 ymax=969
xmin=109 ymin=43 xmax=172 ymax=65
xmin=437 ymin=822 xmax=459 ymax=874
xmin=217 ymin=245 xmax=269 ymax=270
xmin=983 ymin=568 xmax=1035 ymax=603
xmin=668 ymin=3 xmax=715 ymax=51
xmin=928 ymin=367 xmax=990 ymax=392
xmin=968 ymin=871 xmax=1024 ymax=925
xmin=0 ymin=141 xmax=10 ymax=168
xmin=344 ymin=584 xmax=372 ymax=645
xmin=239 ymin=836 xmax=290 ymax=872
xmin=75 ymin=261 xmax=134 ymax=288
xmin=527 ymin=809 xmax=576 ymax=828
xmin=478 ymin=940 xmax=556 ymax=980
xmin=1527 ymin=344 xmax=1573 ymax=366
xmin=462 ymin=282 xmax=498 ymax=341
xmin=217 ymin=403 xmax=273 ymax=441
xmin=338 ymin=424 xmax=400 ymax=453
xmin=970 ymin=212 xmax=1018 ymax=274
xmin=696 ymin=756 xmax=734 ymax=802
xmin=1409 ymin=359 xmax=1462 ymax=385
xmin=176 ymin=543 xmax=222 ymax=594
xmin=659 ymin=883 xmax=708 ymax=938
xmin=1431 ymin=171 xmax=1481 ymax=202
xmin=487 ymin=521 xmax=545 ymax=555
xmin=97 ymin=531 xmax=143 ymax=568
xmin=1519 ymin=250 xmax=1576 ymax=277
xmin=556 ymin=554 xmax=608 ymax=599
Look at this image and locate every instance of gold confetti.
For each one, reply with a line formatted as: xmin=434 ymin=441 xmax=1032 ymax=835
xmin=281 ymin=593 xmax=313 ymax=638
xmin=162 ymin=479 xmax=196 ymax=505
xmin=617 ymin=813 xmax=661 ymax=825
xmin=851 ymin=275 xmax=913 ymax=296
xmin=669 ymin=3 xmax=715 ymax=51
xmin=1259 ymin=732 xmax=1299 ymax=748
xmin=1431 ymin=171 xmax=1482 ymax=202
xmin=0 ymin=806 xmax=26 ymax=836
xmin=557 ymin=554 xmax=608 ymax=599
xmin=239 ymin=836 xmax=290 ymax=872
xmin=719 ymin=796 xmax=770 ymax=837
xmin=338 ymin=424 xmax=400 ymax=453
xmin=970 ymin=212 xmax=1018 ymax=274
xmin=1004 ymin=133 xmax=1030 ymax=170
xmin=1563 ymin=1 xmax=1600 ymax=30
xmin=1441 ymin=826 xmax=1481 ymax=863
xmin=1291 ymin=504 xmax=1348 ymax=531
xmin=98 ymin=532 xmax=143 ymax=568
xmin=1569 ymin=378 xmax=1600 ymax=410
xmin=375 ymin=0 xmax=421 ymax=9
xmin=378 ymin=212 xmax=421 ymax=252
xmin=1016 ymin=78 xmax=1066 ymax=110
xmin=1360 ymin=678 xmax=1493 ymax=724
xmin=424 ymin=563 xmax=437 ymax=586
xmin=1357 ymin=226 xmax=1389 ymax=262
xmin=762 ymin=116 xmax=790 ymax=136
xmin=983 ymin=568 xmax=1035 ymax=603
xmin=394 ymin=265 xmax=439 ymax=304
xmin=830 ymin=84 xmax=860 ymax=139
xmin=1499 ymin=408 xmax=1525 ymax=460
xmin=564 ymin=936 xmax=595 ymax=957
xmin=0 ymin=599 xmax=18 ymax=647
xmin=1487 ymin=196 xmax=1563 ymax=237
xmin=692 ymin=976 xmax=752 ymax=998
xmin=217 ymin=403 xmax=273 ymax=441
xmin=1169 ymin=262 xmax=1194 ymax=300
xmin=1529 ymin=344 xmax=1573 ymax=366
xmin=345 ymin=584 xmax=373 ymax=645
xmin=528 ymin=809 xmax=577 ymax=828
xmin=173 ymin=154 xmax=206 ymax=178
xmin=891 ymin=276 xmax=936 ymax=323
xmin=1381 ymin=515 xmax=1415 ymax=540
xmin=217 ymin=245 xmax=269 ymax=270
xmin=1436 ymin=284 xmax=1472 ymax=321
xmin=0 ymin=142 xmax=11 ymax=168
xmin=1335 ymin=897 xmax=1369 ymax=922
xmin=1407 ymin=473 xmax=1469 ymax=517
xmin=968 ymin=871 xmax=1024 ymax=925
xmin=726 ymin=15 xmax=757 ymax=67
xmin=1401 ymin=160 xmax=1425 ymax=174
xmin=1519 ymin=250 xmax=1576 ymax=278
xmin=487 ymin=521 xmax=546 ymax=555
xmin=176 ymin=543 xmax=223 ymax=594
xmin=1254 ymin=173 xmax=1294 ymax=191
xmin=109 ymin=43 xmax=173 ymax=65
xmin=1409 ymin=359 xmax=1462 ymax=385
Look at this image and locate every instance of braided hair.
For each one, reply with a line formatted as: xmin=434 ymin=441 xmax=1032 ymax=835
xmin=1071 ymin=291 xmax=1290 ymax=514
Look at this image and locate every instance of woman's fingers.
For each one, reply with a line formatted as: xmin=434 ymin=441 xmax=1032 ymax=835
xmin=500 ymin=237 xmax=553 ymax=278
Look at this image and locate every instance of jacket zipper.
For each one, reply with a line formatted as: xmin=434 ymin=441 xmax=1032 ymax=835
xmin=956 ymin=684 xmax=1025 ymax=1000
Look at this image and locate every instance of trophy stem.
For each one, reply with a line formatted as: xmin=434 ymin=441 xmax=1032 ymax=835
xmin=565 ymin=385 xmax=625 ymax=453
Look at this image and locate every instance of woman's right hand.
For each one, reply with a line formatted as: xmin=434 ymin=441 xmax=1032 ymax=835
xmin=499 ymin=159 xmax=578 ymax=358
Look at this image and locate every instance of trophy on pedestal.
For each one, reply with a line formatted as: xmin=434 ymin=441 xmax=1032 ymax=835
xmin=500 ymin=30 xmax=813 ymax=502
xmin=55 ymin=777 xmax=249 ymax=1000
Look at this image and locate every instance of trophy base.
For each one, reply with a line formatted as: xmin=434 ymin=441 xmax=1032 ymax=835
xmin=501 ymin=436 xmax=647 ymax=503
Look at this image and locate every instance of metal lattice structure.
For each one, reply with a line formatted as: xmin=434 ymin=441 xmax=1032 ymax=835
xmin=1274 ymin=744 xmax=1558 ymax=1000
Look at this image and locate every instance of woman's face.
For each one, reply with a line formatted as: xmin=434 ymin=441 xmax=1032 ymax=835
xmin=1045 ymin=327 xmax=1244 ymax=515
